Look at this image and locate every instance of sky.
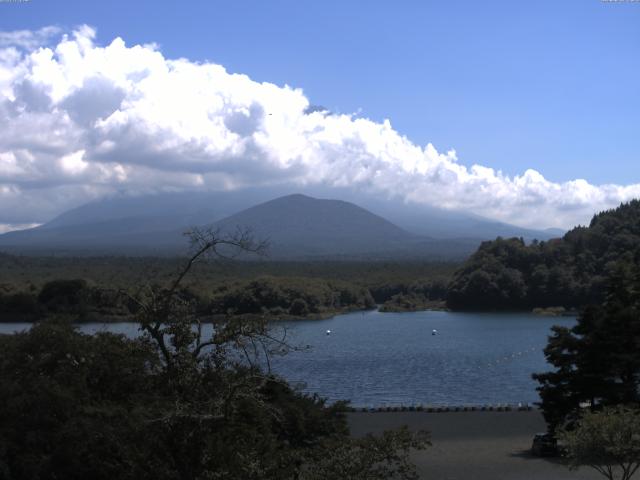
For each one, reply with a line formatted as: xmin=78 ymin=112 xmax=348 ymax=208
xmin=0 ymin=0 xmax=639 ymax=232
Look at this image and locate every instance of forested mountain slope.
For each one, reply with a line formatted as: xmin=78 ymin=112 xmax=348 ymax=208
xmin=446 ymin=200 xmax=640 ymax=310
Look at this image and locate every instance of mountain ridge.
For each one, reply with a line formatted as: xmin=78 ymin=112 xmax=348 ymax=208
xmin=0 ymin=191 xmax=562 ymax=259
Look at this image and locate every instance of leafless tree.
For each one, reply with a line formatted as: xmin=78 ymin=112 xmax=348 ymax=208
xmin=123 ymin=226 xmax=286 ymax=370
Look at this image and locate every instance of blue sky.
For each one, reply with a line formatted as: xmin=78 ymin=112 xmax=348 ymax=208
xmin=0 ymin=0 xmax=639 ymax=230
xmin=3 ymin=0 xmax=639 ymax=184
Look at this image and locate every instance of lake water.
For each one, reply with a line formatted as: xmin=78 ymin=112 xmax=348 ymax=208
xmin=0 ymin=310 xmax=574 ymax=407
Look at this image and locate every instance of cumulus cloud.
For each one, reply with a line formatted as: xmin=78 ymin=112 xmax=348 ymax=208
xmin=0 ymin=25 xmax=639 ymax=231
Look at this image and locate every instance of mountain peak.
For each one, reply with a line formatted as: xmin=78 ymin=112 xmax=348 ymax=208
xmin=0 ymin=190 xmax=559 ymax=259
xmin=279 ymin=193 xmax=314 ymax=201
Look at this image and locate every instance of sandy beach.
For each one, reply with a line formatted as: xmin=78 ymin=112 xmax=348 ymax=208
xmin=348 ymin=411 xmax=601 ymax=480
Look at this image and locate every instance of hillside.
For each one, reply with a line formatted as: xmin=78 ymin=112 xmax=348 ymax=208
xmin=446 ymin=200 xmax=640 ymax=310
xmin=360 ymin=196 xmax=564 ymax=241
xmin=0 ymin=193 xmax=478 ymax=259
xmin=0 ymin=190 xmax=274 ymax=253
xmin=0 ymin=190 xmax=559 ymax=259
xmin=211 ymin=194 xmax=483 ymax=259
xmin=213 ymin=194 xmax=417 ymax=257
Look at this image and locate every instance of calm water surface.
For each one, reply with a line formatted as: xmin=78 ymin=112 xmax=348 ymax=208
xmin=0 ymin=310 xmax=574 ymax=407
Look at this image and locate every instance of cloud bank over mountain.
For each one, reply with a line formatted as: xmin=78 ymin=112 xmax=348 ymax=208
xmin=1 ymin=25 xmax=638 ymax=232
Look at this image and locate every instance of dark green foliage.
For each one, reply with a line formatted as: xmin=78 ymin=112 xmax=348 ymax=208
xmin=0 ymin=319 xmax=428 ymax=479
xmin=379 ymin=292 xmax=445 ymax=312
xmin=370 ymin=277 xmax=450 ymax=312
xmin=447 ymin=201 xmax=640 ymax=310
xmin=0 ymin=258 xmax=456 ymax=321
xmin=0 ymin=321 xmax=159 ymax=480
xmin=301 ymin=427 xmax=430 ymax=479
xmin=0 ymin=231 xmax=429 ymax=479
xmin=0 ymin=292 xmax=39 ymax=319
xmin=0 ymin=279 xmax=136 ymax=322
xmin=37 ymin=279 xmax=88 ymax=307
xmin=210 ymin=276 xmax=375 ymax=317
xmin=533 ymin=252 xmax=640 ymax=432
xmin=0 ymin=254 xmax=457 ymax=297
xmin=559 ymin=406 xmax=640 ymax=480
xmin=290 ymin=298 xmax=310 ymax=315
xmin=35 ymin=279 xmax=95 ymax=321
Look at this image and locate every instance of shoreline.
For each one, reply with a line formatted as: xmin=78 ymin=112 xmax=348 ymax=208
xmin=346 ymin=403 xmax=534 ymax=413
xmin=0 ymin=304 xmax=581 ymax=324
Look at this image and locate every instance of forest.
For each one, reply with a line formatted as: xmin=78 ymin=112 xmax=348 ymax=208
xmin=0 ymin=255 xmax=455 ymax=322
xmin=446 ymin=200 xmax=640 ymax=311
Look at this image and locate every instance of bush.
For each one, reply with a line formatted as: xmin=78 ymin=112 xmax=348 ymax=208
xmin=38 ymin=279 xmax=88 ymax=311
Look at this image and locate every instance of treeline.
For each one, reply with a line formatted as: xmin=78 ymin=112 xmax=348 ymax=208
xmin=373 ymin=280 xmax=448 ymax=312
xmin=0 ymin=277 xmax=374 ymax=322
xmin=1 ymin=275 xmax=451 ymax=322
xmin=0 ymin=254 xmax=457 ymax=291
xmin=210 ymin=276 xmax=375 ymax=318
xmin=0 ymin=257 xmax=458 ymax=321
xmin=0 ymin=279 xmax=132 ymax=322
xmin=447 ymin=200 xmax=640 ymax=311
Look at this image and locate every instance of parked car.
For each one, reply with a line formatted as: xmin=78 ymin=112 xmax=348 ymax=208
xmin=531 ymin=433 xmax=558 ymax=456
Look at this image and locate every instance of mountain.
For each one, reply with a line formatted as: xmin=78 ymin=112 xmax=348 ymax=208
xmin=0 ymin=190 xmax=277 ymax=255
xmin=0 ymin=190 xmax=562 ymax=259
xmin=39 ymin=189 xmax=277 ymax=231
xmin=214 ymin=194 xmax=411 ymax=254
xmin=279 ymin=186 xmax=564 ymax=241
xmin=346 ymin=194 xmax=563 ymax=241
xmin=210 ymin=194 xmax=478 ymax=259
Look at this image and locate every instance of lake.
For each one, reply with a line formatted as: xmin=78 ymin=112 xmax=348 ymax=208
xmin=0 ymin=309 xmax=574 ymax=407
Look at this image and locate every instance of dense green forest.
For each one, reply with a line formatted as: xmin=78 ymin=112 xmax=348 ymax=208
xmin=210 ymin=276 xmax=375 ymax=318
xmin=0 ymin=255 xmax=456 ymax=321
xmin=446 ymin=200 xmax=640 ymax=311
xmin=0 ymin=254 xmax=455 ymax=290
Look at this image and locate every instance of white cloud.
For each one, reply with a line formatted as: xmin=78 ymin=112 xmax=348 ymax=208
xmin=0 ymin=26 xmax=61 ymax=50
xmin=0 ymin=223 xmax=41 ymax=235
xmin=0 ymin=25 xmax=639 ymax=229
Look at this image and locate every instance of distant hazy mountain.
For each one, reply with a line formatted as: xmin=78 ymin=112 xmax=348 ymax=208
xmin=345 ymin=195 xmax=563 ymax=241
xmin=0 ymin=189 xmax=277 ymax=254
xmin=40 ymin=189 xmax=276 ymax=231
xmin=0 ymin=190 xmax=562 ymax=259
xmin=212 ymin=194 xmax=415 ymax=257
xmin=283 ymin=186 xmax=563 ymax=241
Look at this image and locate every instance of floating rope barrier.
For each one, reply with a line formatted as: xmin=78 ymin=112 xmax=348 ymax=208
xmin=347 ymin=403 xmax=535 ymax=413
xmin=480 ymin=345 xmax=540 ymax=369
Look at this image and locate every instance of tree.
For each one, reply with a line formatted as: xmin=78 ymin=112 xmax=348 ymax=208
xmin=446 ymin=200 xmax=640 ymax=311
xmin=0 ymin=227 xmax=430 ymax=479
xmin=0 ymin=320 xmax=160 ymax=480
xmin=301 ymin=427 xmax=430 ymax=480
xmin=533 ymin=255 xmax=640 ymax=432
xmin=559 ymin=406 xmax=640 ymax=480
xmin=127 ymin=226 xmax=430 ymax=479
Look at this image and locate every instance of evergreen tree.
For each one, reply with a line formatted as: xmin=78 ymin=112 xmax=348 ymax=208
xmin=533 ymin=253 xmax=640 ymax=432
